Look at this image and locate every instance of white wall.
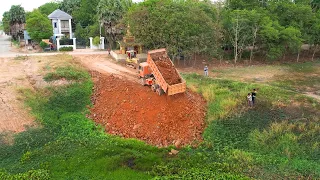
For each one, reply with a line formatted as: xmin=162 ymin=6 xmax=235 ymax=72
xmin=52 ymin=19 xmax=59 ymax=35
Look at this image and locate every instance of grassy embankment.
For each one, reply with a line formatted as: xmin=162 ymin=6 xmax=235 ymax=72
xmin=0 ymin=56 xmax=319 ymax=179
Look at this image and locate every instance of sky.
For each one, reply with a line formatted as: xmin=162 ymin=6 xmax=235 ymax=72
xmin=0 ymin=0 xmax=144 ymax=20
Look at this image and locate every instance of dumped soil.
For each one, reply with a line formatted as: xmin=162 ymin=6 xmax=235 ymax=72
xmin=90 ymin=72 xmax=206 ymax=147
xmin=151 ymin=52 xmax=182 ymax=85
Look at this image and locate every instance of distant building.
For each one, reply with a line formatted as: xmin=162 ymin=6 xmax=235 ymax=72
xmin=48 ymin=9 xmax=73 ymax=38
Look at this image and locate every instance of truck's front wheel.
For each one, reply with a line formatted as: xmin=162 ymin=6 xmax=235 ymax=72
xmin=140 ymin=78 xmax=146 ymax=86
xmin=156 ymin=88 xmax=164 ymax=96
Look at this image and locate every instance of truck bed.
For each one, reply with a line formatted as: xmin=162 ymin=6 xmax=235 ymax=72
xmin=147 ymin=49 xmax=186 ymax=95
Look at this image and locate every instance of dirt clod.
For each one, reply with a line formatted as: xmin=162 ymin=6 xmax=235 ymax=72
xmin=90 ymin=72 xmax=206 ymax=147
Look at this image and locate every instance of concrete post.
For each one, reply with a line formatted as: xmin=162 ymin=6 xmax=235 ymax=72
xmin=69 ymin=19 xmax=73 ymax=38
xmin=89 ymin=37 xmax=93 ymax=49
xmin=100 ymin=37 xmax=105 ymax=50
xmin=58 ymin=19 xmax=62 ymax=34
xmin=57 ymin=38 xmax=60 ymax=51
xmin=72 ymin=38 xmax=76 ymax=50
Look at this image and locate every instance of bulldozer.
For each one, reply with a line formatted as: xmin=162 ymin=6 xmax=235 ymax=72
xmin=125 ymin=50 xmax=139 ymax=69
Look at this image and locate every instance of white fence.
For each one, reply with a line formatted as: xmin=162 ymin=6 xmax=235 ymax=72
xmin=89 ymin=37 xmax=105 ymax=50
xmin=57 ymin=38 xmax=76 ymax=51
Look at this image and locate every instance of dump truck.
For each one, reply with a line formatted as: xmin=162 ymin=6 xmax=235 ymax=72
xmin=139 ymin=48 xmax=186 ymax=96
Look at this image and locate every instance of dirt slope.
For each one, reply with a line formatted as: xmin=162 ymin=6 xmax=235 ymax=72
xmin=90 ymin=72 xmax=206 ymax=147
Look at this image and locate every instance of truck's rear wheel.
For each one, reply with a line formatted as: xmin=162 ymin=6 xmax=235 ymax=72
xmin=151 ymin=85 xmax=156 ymax=92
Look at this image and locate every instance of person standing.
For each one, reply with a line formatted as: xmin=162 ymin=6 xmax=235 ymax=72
xmin=204 ymin=65 xmax=208 ymax=76
xmin=247 ymin=93 xmax=253 ymax=107
xmin=251 ymin=89 xmax=257 ymax=106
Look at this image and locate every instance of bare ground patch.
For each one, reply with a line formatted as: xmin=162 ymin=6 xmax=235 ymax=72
xmin=0 ymin=54 xmax=76 ymax=134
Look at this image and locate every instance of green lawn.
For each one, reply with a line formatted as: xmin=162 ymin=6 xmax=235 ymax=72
xmin=0 ymin=60 xmax=319 ymax=179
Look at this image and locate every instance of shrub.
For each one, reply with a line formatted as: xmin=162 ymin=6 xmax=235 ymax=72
xmin=39 ymin=41 xmax=48 ymax=50
xmin=59 ymin=47 xmax=73 ymax=51
xmin=93 ymin=36 xmax=100 ymax=46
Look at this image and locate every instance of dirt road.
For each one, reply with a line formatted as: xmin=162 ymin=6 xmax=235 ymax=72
xmin=0 ymin=57 xmax=38 ymax=133
xmin=0 ymin=32 xmax=16 ymax=56
xmin=74 ymin=54 xmax=139 ymax=82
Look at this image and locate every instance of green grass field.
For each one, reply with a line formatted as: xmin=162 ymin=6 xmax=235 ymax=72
xmin=0 ymin=59 xmax=319 ymax=179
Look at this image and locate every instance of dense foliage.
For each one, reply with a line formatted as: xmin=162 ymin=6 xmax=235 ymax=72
xmin=124 ymin=0 xmax=320 ymax=63
xmin=38 ymin=2 xmax=60 ymax=16
xmin=26 ymin=10 xmax=52 ymax=43
xmin=126 ymin=0 xmax=218 ymax=59
xmin=3 ymin=0 xmax=320 ymax=62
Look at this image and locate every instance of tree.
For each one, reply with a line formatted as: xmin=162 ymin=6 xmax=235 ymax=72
xmin=59 ymin=0 xmax=81 ymax=16
xmin=97 ymin=0 xmax=133 ymax=48
xmin=8 ymin=5 xmax=26 ymax=39
xmin=2 ymin=11 xmax=11 ymax=34
xmin=39 ymin=2 xmax=60 ymax=16
xmin=9 ymin=5 xmax=25 ymax=25
xmin=308 ymin=13 xmax=320 ymax=61
xmin=280 ymin=26 xmax=303 ymax=62
xmin=126 ymin=0 xmax=218 ymax=64
xmin=259 ymin=17 xmax=284 ymax=61
xmin=223 ymin=10 xmax=252 ymax=64
xmin=73 ymin=0 xmax=99 ymax=26
xmin=26 ymin=10 xmax=52 ymax=43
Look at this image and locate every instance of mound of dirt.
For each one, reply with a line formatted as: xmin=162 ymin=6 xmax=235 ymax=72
xmin=90 ymin=72 xmax=206 ymax=147
xmin=151 ymin=52 xmax=182 ymax=85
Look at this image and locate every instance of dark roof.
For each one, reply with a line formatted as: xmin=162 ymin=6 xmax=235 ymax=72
xmin=48 ymin=9 xmax=72 ymax=20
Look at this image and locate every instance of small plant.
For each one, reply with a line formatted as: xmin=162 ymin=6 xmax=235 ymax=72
xmin=59 ymin=47 xmax=73 ymax=51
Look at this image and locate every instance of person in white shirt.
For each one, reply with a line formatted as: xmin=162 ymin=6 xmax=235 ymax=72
xmin=204 ymin=65 xmax=208 ymax=76
xmin=247 ymin=93 xmax=253 ymax=107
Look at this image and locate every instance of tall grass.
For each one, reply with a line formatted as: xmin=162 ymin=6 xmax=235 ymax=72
xmin=183 ymin=73 xmax=320 ymax=178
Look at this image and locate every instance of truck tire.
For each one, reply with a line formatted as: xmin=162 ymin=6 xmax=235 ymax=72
xmin=151 ymin=85 xmax=157 ymax=92
xmin=140 ymin=78 xmax=146 ymax=86
xmin=156 ymin=88 xmax=164 ymax=96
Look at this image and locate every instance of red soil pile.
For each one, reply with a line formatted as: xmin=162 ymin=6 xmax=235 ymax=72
xmin=151 ymin=52 xmax=182 ymax=85
xmin=90 ymin=72 xmax=206 ymax=147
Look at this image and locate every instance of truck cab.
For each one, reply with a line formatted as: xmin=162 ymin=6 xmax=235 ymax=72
xmin=138 ymin=62 xmax=152 ymax=78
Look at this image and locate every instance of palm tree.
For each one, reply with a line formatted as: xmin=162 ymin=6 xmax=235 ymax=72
xmin=97 ymin=0 xmax=132 ymax=48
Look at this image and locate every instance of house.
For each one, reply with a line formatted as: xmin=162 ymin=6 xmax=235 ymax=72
xmin=48 ymin=9 xmax=73 ymax=38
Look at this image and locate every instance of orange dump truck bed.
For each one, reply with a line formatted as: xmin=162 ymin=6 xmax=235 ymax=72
xmin=147 ymin=49 xmax=186 ymax=95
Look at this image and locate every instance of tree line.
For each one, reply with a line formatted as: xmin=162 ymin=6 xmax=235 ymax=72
xmin=2 ymin=0 xmax=320 ymax=63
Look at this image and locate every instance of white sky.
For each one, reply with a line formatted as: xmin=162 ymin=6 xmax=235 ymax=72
xmin=0 ymin=0 xmax=144 ymax=20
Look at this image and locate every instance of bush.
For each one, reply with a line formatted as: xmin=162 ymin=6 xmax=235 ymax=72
xmin=93 ymin=36 xmax=100 ymax=46
xmin=39 ymin=41 xmax=48 ymax=50
xmin=59 ymin=47 xmax=73 ymax=51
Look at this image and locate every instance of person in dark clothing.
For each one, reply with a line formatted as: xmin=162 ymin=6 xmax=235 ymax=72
xmin=251 ymin=89 xmax=257 ymax=105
